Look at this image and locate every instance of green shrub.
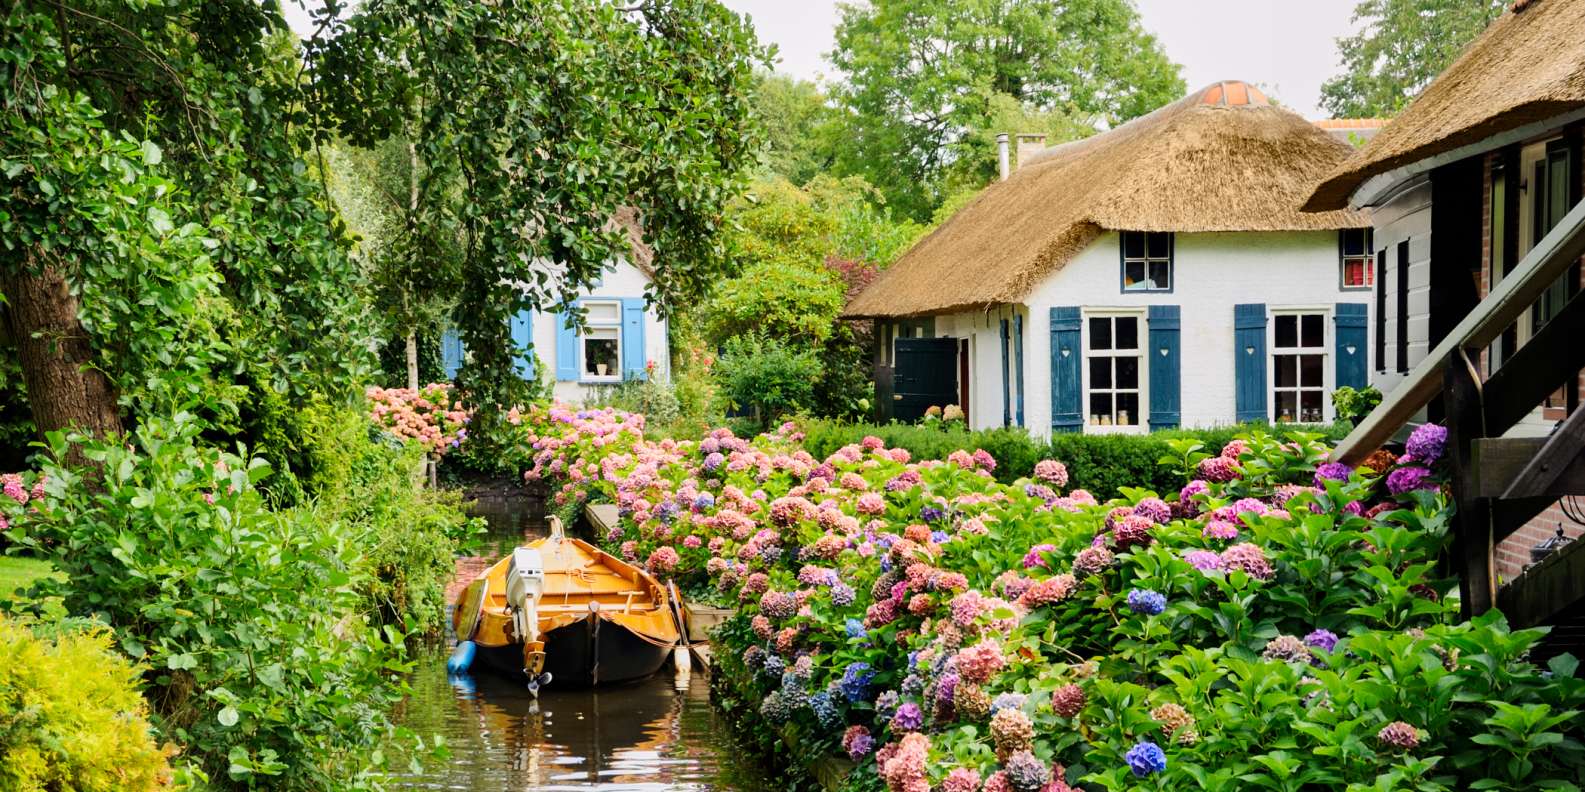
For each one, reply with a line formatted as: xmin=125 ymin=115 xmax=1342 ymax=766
xmin=298 ymin=407 xmax=473 ymax=638
xmin=718 ymin=334 xmax=822 ymax=422
xmin=798 ymin=419 xmax=1352 ymax=497
xmin=3 ymin=414 xmax=414 ymax=789
xmin=0 ymin=615 xmax=174 ymax=791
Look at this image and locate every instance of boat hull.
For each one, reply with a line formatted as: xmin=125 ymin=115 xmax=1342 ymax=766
xmin=471 ymin=614 xmax=673 ymax=687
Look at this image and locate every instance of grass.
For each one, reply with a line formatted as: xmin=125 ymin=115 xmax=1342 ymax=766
xmin=0 ymin=555 xmax=60 ymax=597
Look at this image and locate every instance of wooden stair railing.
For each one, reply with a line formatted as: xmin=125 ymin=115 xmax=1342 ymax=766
xmin=1326 ymin=198 xmax=1585 ymax=623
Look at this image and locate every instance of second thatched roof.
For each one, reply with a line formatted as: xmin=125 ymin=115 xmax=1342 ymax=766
xmin=844 ymin=81 xmax=1369 ymax=318
xmin=1306 ymin=0 xmax=1585 ymax=211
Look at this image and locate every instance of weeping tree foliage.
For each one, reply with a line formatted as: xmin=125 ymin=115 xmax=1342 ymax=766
xmin=1320 ymin=0 xmax=1507 ymax=118
xmin=0 ymin=2 xmax=373 ymax=461
xmin=311 ymin=0 xmax=768 ymax=432
xmin=830 ymin=0 xmax=1184 ymax=220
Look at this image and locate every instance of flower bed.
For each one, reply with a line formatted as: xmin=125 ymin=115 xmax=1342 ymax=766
xmin=516 ymin=408 xmax=1585 ymax=791
xmin=366 ymin=383 xmax=473 ymax=456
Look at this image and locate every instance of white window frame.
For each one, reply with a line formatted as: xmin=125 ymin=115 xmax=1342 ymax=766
xmin=1083 ymin=310 xmax=1147 ymax=435
xmin=579 ymin=300 xmax=623 ymax=382
xmin=1340 ymin=228 xmax=1375 ymax=290
xmin=1269 ymin=307 xmax=1330 ymax=424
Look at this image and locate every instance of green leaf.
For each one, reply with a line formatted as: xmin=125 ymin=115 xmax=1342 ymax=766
xmin=218 ymin=705 xmax=240 ymax=727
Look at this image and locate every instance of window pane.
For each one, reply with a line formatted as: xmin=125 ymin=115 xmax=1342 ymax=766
xmin=1275 ymin=391 xmax=1297 ymax=422
xmin=1115 ymin=317 xmax=1138 ymax=349
xmin=1116 ymin=355 xmax=1139 ymax=389
xmin=1149 ymin=260 xmax=1171 ymax=290
xmin=1492 ymin=171 xmax=1507 ymax=277
xmin=1089 ymin=356 xmax=1112 ymax=388
xmin=1123 ymin=231 xmax=1144 ymax=259
xmin=1147 ymin=232 xmax=1170 ymax=259
xmin=584 ymin=302 xmax=621 ymax=324
xmin=584 ymin=337 xmax=619 ymax=376
xmin=1301 ymin=390 xmax=1323 ymax=422
xmin=1089 ymin=317 xmax=1112 ymax=350
xmin=1123 ymin=261 xmax=1146 ymax=290
xmin=1116 ymin=393 xmax=1139 ymax=425
xmin=1343 ymin=259 xmax=1364 ymax=287
xmin=1089 ymin=393 xmax=1112 ymax=423
xmin=1342 ymin=229 xmax=1363 ymax=257
xmin=1275 ymin=354 xmax=1297 ymax=387
xmin=1549 ymin=152 xmax=1571 ymax=230
xmin=1300 ymin=354 xmax=1323 ymax=387
xmin=1275 ymin=315 xmax=1297 ymax=348
xmin=1301 ymin=314 xmax=1324 ymax=348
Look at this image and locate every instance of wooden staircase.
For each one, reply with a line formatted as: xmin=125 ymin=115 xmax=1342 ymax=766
xmin=1331 ymin=197 xmax=1585 ymax=628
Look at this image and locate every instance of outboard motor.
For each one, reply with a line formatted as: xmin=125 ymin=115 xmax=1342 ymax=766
xmin=505 ymin=547 xmax=546 ymax=645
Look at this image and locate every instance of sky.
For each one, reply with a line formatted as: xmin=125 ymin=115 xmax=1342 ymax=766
xmin=284 ymin=1 xmax=1365 ymax=120
xmin=720 ymin=0 xmax=1364 ymax=120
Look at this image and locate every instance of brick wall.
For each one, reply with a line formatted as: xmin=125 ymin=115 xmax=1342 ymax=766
xmin=1487 ymin=144 xmax=1585 ymax=582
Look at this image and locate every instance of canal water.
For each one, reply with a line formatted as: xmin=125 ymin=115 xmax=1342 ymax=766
xmin=391 ymin=492 xmax=771 ymax=790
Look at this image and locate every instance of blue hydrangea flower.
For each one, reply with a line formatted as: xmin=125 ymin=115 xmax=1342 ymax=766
xmin=839 ymin=661 xmax=874 ymax=703
xmin=844 ymin=617 xmax=867 ymax=639
xmin=760 ymin=690 xmax=794 ymax=724
xmin=809 ymin=691 xmax=841 ymax=728
xmin=1125 ymin=741 xmax=1167 ymax=777
xmin=875 ymin=690 xmax=901 ymax=721
xmin=693 ymin=492 xmax=715 ymax=511
xmin=760 ymin=545 xmax=782 ymax=564
xmin=1126 ymin=588 xmax=1168 ymax=616
xmin=832 ymin=583 xmax=856 ymax=607
xmin=991 ymin=692 xmax=1027 ymax=714
xmin=920 ymin=505 xmax=946 ymax=523
xmin=931 ymin=530 xmax=950 ymax=544
xmin=656 ymin=501 xmax=678 ymax=524
xmin=762 ymin=654 xmax=785 ymax=681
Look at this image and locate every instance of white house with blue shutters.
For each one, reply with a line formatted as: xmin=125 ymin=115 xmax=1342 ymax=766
xmin=846 ymin=81 xmax=1376 ymax=437
xmin=440 ymin=211 xmax=670 ymax=401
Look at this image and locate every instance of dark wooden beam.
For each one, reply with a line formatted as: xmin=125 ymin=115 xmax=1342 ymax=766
xmin=1472 ymin=436 xmax=1585 ymax=498
xmin=1498 ymin=534 xmax=1585 ymax=629
xmin=1482 ymin=291 xmax=1585 ymax=436
xmin=1503 ymin=406 xmax=1585 ymax=499
xmin=1447 ymin=349 xmax=1496 ymax=619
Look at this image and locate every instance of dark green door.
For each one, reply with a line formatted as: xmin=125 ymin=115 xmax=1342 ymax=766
xmin=894 ymin=338 xmax=959 ymax=422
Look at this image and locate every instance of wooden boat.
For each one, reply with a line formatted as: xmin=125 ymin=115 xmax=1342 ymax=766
xmin=450 ymin=517 xmax=681 ymax=691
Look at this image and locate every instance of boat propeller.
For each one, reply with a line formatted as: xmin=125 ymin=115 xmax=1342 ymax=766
xmin=525 ymin=671 xmax=553 ymax=697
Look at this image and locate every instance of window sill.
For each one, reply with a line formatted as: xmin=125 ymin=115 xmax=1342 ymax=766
xmin=578 ymin=377 xmax=623 ymax=385
xmin=1085 ymin=424 xmax=1146 ymax=436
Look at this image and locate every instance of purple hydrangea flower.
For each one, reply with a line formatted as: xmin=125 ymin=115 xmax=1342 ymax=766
xmin=1125 ymin=740 xmax=1168 ymax=777
xmin=1314 ymin=462 xmax=1353 ymax=485
xmin=891 ymin=701 xmax=924 ymax=730
xmin=1184 ymin=549 xmax=1225 ymax=572
xmin=1304 ymin=628 xmax=1340 ymax=653
xmin=1022 ymin=543 xmax=1058 ymax=569
xmin=1405 ymin=423 xmax=1448 ymax=465
xmin=1387 ymin=466 xmax=1435 ymax=495
xmin=1126 ymin=588 xmax=1167 ymax=615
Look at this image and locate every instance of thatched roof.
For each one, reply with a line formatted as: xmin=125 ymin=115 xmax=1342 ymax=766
xmin=845 ymin=81 xmax=1369 ymax=318
xmin=609 ymin=206 xmax=656 ymax=278
xmin=1306 ymin=0 xmax=1585 ymax=211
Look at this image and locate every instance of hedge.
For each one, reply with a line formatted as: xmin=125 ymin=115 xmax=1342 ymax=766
xmin=797 ymin=419 xmax=1352 ymax=499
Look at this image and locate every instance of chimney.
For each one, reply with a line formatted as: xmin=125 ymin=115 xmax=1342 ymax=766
xmin=996 ymin=134 xmax=1010 ymax=181
xmin=1014 ymin=133 xmax=1048 ymax=171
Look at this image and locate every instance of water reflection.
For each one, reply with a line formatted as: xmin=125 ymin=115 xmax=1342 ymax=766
xmin=395 ymin=656 xmax=767 ymax=790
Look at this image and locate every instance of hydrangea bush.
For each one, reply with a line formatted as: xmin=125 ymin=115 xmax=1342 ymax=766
xmin=366 ymin=383 xmax=474 ymax=456
xmin=515 ymin=409 xmax=1585 ymax=790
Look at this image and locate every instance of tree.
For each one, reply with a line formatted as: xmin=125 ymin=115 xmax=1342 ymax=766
xmin=313 ymin=0 xmax=767 ymax=430
xmin=1 ymin=3 xmax=372 ymax=456
xmin=751 ymin=72 xmax=841 ymax=185
xmin=1320 ymin=0 xmax=1506 ymax=118
xmin=830 ymin=0 xmax=1183 ymax=219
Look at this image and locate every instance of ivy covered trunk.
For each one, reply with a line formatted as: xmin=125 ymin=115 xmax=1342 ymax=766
xmin=2 ymin=250 xmax=122 ymax=440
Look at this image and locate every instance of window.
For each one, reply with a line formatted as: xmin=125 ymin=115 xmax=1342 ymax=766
xmin=1272 ymin=312 xmax=1326 ymax=423
xmin=1085 ymin=314 xmax=1142 ymax=431
xmin=580 ymin=301 xmax=621 ymax=380
xmin=1340 ymin=228 xmax=1374 ymax=289
xmin=1120 ymin=231 xmax=1172 ymax=292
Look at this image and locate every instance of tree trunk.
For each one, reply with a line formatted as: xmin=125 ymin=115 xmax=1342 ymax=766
xmin=1 ymin=250 xmax=123 ymax=443
xmin=405 ymin=330 xmax=420 ymax=391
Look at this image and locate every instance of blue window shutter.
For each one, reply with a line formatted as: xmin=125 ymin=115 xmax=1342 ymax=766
xmin=440 ymin=328 xmax=464 ymax=382
xmin=1014 ymin=314 xmax=1025 ymax=427
xmin=1234 ymin=303 xmax=1268 ymax=422
xmin=510 ymin=311 xmax=536 ymax=380
xmin=1000 ymin=318 xmax=1011 ymax=426
xmin=554 ymin=311 xmax=578 ymax=381
xmin=1147 ymin=305 xmax=1181 ymax=429
xmin=1334 ymin=303 xmax=1368 ymax=390
xmin=1050 ymin=307 xmax=1082 ymax=433
xmin=621 ymin=297 xmax=647 ymax=380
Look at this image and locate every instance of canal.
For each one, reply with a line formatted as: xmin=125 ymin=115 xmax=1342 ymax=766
xmin=391 ymin=491 xmax=771 ymax=790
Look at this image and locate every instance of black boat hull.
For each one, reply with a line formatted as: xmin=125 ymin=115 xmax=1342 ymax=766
xmin=472 ymin=614 xmax=673 ymax=687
